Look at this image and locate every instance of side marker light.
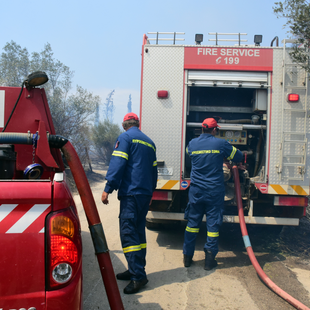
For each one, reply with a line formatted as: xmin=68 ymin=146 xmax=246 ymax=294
xmin=287 ymin=93 xmax=299 ymax=102
xmin=157 ymin=90 xmax=169 ymax=98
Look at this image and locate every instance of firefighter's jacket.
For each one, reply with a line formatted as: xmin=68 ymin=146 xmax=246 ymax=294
xmin=104 ymin=126 xmax=158 ymax=197
xmin=187 ymin=133 xmax=243 ymax=193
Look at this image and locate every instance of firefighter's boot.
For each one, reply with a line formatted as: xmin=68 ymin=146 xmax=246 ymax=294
xmin=204 ymin=250 xmax=217 ymax=270
xmin=124 ymin=278 xmax=148 ymax=294
xmin=116 ymin=270 xmax=132 ymax=280
xmin=183 ymin=255 xmax=193 ymax=267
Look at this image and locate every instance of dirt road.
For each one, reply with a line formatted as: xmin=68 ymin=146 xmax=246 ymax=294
xmin=72 ymin=167 xmax=310 ymax=310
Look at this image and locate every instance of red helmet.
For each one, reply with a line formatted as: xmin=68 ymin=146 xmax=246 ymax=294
xmin=202 ymin=118 xmax=220 ymax=129
xmin=123 ymin=113 xmax=139 ymax=122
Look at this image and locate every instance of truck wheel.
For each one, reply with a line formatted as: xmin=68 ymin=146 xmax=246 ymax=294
xmin=146 ymin=219 xmax=161 ymax=230
xmin=248 ymin=224 xmax=284 ymax=236
xmin=268 ymin=225 xmax=283 ymax=235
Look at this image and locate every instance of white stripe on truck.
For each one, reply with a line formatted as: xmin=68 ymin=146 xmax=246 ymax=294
xmin=0 ymin=204 xmax=18 ymax=222
xmin=5 ymin=204 xmax=50 ymax=234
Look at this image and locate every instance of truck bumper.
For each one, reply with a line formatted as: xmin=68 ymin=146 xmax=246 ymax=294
xmin=147 ymin=211 xmax=299 ymax=226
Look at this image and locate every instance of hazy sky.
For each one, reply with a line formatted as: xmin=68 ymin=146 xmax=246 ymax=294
xmin=1 ymin=0 xmax=288 ymax=126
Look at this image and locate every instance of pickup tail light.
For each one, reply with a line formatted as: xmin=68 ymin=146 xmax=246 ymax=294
xmin=46 ymin=207 xmax=82 ymax=290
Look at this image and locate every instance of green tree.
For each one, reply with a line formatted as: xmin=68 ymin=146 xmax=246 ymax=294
xmin=274 ymin=0 xmax=310 ymax=71
xmin=92 ymin=120 xmax=122 ymax=164
xmin=0 ymin=41 xmax=29 ymax=86
xmin=0 ymin=41 xmax=100 ymax=165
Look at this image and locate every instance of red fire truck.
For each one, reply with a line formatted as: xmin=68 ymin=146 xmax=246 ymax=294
xmin=140 ymin=32 xmax=309 ymax=228
xmin=0 ymin=72 xmax=82 ymax=309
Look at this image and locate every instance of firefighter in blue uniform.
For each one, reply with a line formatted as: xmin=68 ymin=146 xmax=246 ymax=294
xmin=183 ymin=118 xmax=243 ymax=270
xmin=101 ymin=112 xmax=157 ymax=294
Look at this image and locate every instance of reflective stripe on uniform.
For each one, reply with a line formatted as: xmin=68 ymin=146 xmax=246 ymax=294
xmin=207 ymin=231 xmax=219 ymax=237
xmin=123 ymin=245 xmax=141 ymax=253
xmin=140 ymin=243 xmax=147 ymax=249
xmin=153 ymin=161 xmax=157 ymax=166
xmin=227 ymin=146 xmax=237 ymax=160
xmin=192 ymin=150 xmax=220 ymax=155
xmin=123 ymin=243 xmax=147 ymax=253
xmin=112 ymin=150 xmax=128 ymax=160
xmin=186 ymin=226 xmax=199 ymax=233
xmin=132 ymin=139 xmax=156 ymax=152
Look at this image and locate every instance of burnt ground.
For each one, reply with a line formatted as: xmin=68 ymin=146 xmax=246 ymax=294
xmin=218 ymin=217 xmax=310 ymax=309
xmin=220 ymin=217 xmax=310 ymax=260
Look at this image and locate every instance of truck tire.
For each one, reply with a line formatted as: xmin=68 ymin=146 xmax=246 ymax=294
xmin=146 ymin=219 xmax=162 ymax=230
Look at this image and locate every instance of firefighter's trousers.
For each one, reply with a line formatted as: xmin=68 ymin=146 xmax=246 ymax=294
xmin=183 ymin=186 xmax=225 ymax=258
xmin=119 ymin=195 xmax=151 ymax=281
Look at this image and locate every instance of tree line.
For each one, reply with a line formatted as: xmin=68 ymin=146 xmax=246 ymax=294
xmin=274 ymin=0 xmax=310 ymax=72
xmin=1 ymin=0 xmax=309 ymax=169
xmin=0 ymin=41 xmax=122 ymax=168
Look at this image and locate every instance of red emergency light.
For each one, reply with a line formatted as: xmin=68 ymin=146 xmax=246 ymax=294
xmin=287 ymin=93 xmax=299 ymax=102
xmin=157 ymin=90 xmax=169 ymax=98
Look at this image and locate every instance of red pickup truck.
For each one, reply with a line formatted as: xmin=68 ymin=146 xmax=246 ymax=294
xmin=0 ymin=72 xmax=82 ymax=310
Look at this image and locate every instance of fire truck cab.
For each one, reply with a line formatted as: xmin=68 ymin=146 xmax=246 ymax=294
xmin=0 ymin=72 xmax=82 ymax=310
xmin=140 ymin=32 xmax=309 ymax=227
